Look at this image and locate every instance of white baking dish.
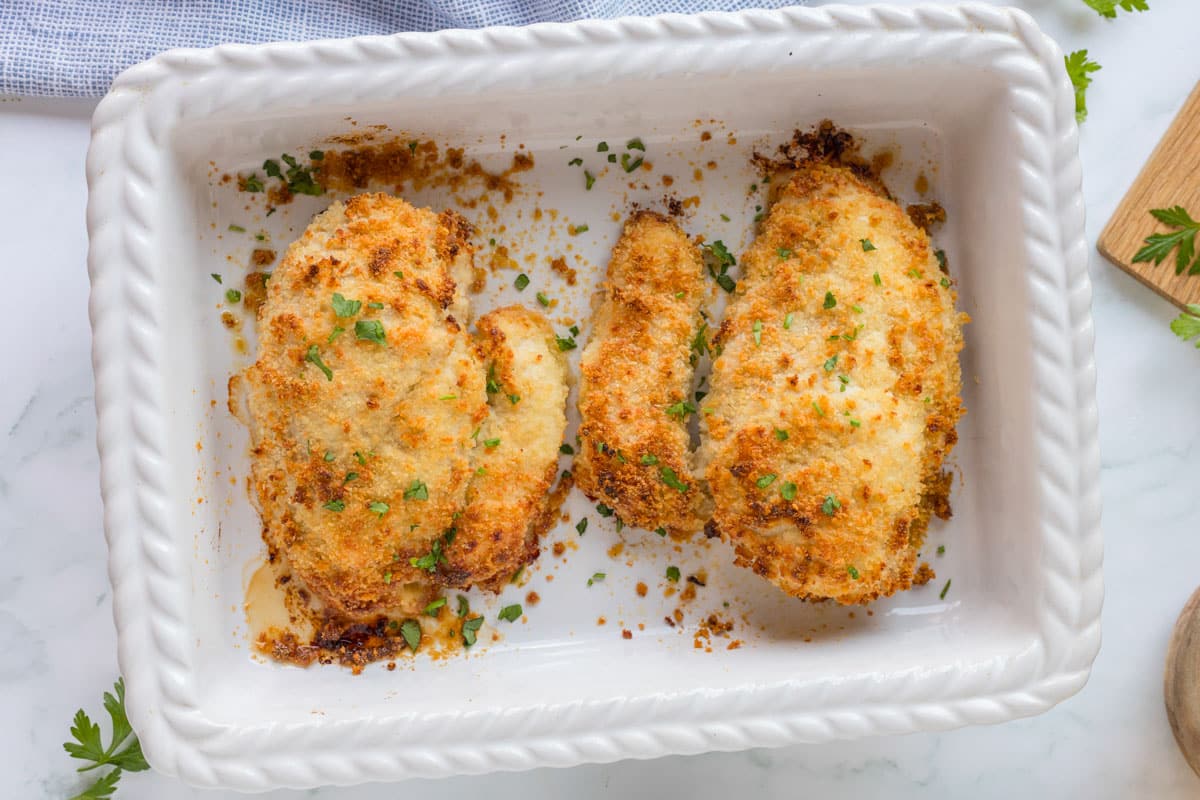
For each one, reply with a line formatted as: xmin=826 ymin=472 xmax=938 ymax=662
xmin=87 ymin=3 xmax=1101 ymax=790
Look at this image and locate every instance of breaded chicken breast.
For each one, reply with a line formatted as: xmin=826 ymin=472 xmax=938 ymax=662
xmin=574 ymin=211 xmax=711 ymax=537
xmin=697 ymin=162 xmax=965 ymax=604
xmin=441 ymin=306 xmax=570 ymax=591
xmin=237 ymin=193 xmax=485 ymax=620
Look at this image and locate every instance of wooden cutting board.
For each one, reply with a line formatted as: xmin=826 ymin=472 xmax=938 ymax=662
xmin=1098 ymin=81 xmax=1200 ymax=311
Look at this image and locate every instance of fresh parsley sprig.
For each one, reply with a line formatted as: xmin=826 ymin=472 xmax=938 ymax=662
xmin=1133 ymin=206 xmax=1200 ymax=275
xmin=1064 ymin=50 xmax=1101 ymax=124
xmin=1082 ymin=0 xmax=1148 ymax=19
xmin=63 ymin=679 xmax=148 ymax=799
xmin=1170 ymin=304 xmax=1200 ymax=348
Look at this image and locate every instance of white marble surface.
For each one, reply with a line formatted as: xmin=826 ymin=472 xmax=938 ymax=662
xmin=4 ymin=1 xmax=1200 ymax=796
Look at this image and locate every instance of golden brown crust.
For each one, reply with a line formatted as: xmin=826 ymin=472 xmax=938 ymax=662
xmin=440 ymin=305 xmax=569 ymax=591
xmin=697 ymin=163 xmax=966 ymax=604
xmin=240 ymin=193 xmax=483 ymax=620
xmin=574 ymin=211 xmax=711 ymax=537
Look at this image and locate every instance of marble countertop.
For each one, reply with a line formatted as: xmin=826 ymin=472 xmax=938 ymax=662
xmin=5 ymin=1 xmax=1200 ymax=797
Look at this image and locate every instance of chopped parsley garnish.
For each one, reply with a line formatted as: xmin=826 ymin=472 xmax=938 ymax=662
xmin=873 ymin=272 xmax=882 ymax=286
xmin=597 ymin=141 xmax=609 ymax=152
xmin=305 ymin=345 xmax=333 ymax=381
xmin=242 ymin=174 xmax=264 ymax=192
xmin=323 ymin=450 xmax=335 ymax=462
xmin=210 ymin=273 xmax=222 ymax=284
xmin=514 ymin=273 xmax=530 ymax=291
xmin=569 ymin=325 xmax=580 ymax=336
xmin=860 ymin=239 xmax=876 ymax=252
xmin=486 ymin=364 xmax=501 ymax=395
xmin=399 ymin=619 xmax=421 ymax=651
xmin=367 ymin=301 xmax=384 ymax=310
xmin=821 ymin=495 xmax=840 ymax=516
xmin=322 ymin=499 xmax=345 ymax=512
xmin=462 ymin=616 xmax=484 ymax=646
xmin=838 ymin=375 xmax=850 ymax=391
xmin=940 ymin=277 xmax=951 ymax=288
xmin=659 ymin=466 xmax=689 ymax=493
xmin=327 ymin=326 xmax=345 ymax=343
xmin=823 ymin=291 xmax=837 ymax=310
xmin=775 ymin=428 xmax=789 ymax=441
xmin=753 ymin=319 xmax=763 ymax=346
xmin=596 ymin=503 xmax=614 ymax=517
xmin=935 ymin=249 xmax=947 ymax=271
xmin=536 ymin=291 xmax=550 ymax=307
xmin=587 ymin=572 xmax=605 ymax=586
xmin=608 ymin=153 xmax=617 ymax=163
xmin=404 ymin=480 xmax=429 ymax=501
xmin=720 ymin=213 xmax=731 ymax=222
xmin=666 ymin=566 xmax=681 ymax=582
xmin=626 ymin=137 xmax=645 ymax=151
xmin=255 ymin=233 xmax=266 ymax=241
xmin=640 ymin=454 xmax=659 ymax=465
xmin=568 ymin=157 xmax=583 ymax=166
xmin=560 ymin=443 xmax=575 ymax=455
xmin=456 ymin=595 xmax=470 ymax=618
xmin=585 ymin=170 xmax=596 ymax=190
xmin=309 ymin=150 xmax=324 ymax=160
xmin=555 ymin=333 xmax=577 ymax=351
xmin=666 ymin=400 xmax=696 ymax=420
xmin=812 ymin=401 xmax=825 ymax=417
xmin=438 ymin=393 xmax=457 ymax=401
xmin=823 ymin=355 xmax=838 ymax=372
xmin=849 ymin=418 xmax=861 ymax=428
xmin=344 ymin=471 xmax=359 ymax=483
xmin=937 ymin=545 xmax=946 ymax=556
xmin=424 ymin=598 xmax=446 ymax=616
xmin=354 ymin=450 xmax=368 ymax=465
xmin=655 ymin=527 xmax=667 ymax=537
xmin=777 ymin=247 xmax=793 ymax=259
xmin=354 ymin=319 xmax=386 ymax=345
xmin=847 ymin=565 xmax=860 ymax=580
xmin=620 ymin=153 xmax=643 ymax=173
xmin=908 ymin=268 xmax=923 ymax=278
xmin=780 ymin=482 xmax=797 ymax=501
xmin=383 ymin=572 xmax=392 ymax=584
xmin=368 ymin=501 xmax=389 ymax=518
xmin=498 ymin=604 xmax=523 ymax=622
xmin=410 ymin=535 xmax=448 ymax=572
xmin=576 ymin=517 xmax=588 ymax=535
xmin=756 ymin=473 xmax=777 ymax=489
xmin=702 ymin=240 xmax=737 ymax=293
xmin=940 ymin=579 xmax=952 ymax=600
xmin=783 ymin=312 xmax=794 ymax=330
xmin=228 ymin=224 xmax=246 ymax=233
xmin=571 ymin=224 xmax=589 ymax=235
xmin=331 ymin=293 xmax=361 ymax=318
xmin=483 ymin=437 xmax=501 ymax=447
xmin=267 ymin=152 xmax=324 ymax=196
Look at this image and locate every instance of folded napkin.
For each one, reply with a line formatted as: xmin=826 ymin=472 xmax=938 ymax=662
xmin=1 ymin=0 xmax=803 ymax=97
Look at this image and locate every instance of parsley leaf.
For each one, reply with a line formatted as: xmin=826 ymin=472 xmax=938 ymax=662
xmin=702 ymin=240 xmax=737 ymax=293
xmin=620 ymin=152 xmax=644 ymax=173
xmin=354 ymin=319 xmax=386 ymax=345
xmin=585 ymin=170 xmax=596 ymax=190
xmin=775 ymin=428 xmax=789 ymax=441
xmin=847 ymin=565 xmax=860 ymax=580
xmin=331 ymin=292 xmax=361 ymax=317
xmin=323 ymin=499 xmax=345 ymax=512
xmin=1133 ymin=206 xmax=1200 ymax=275
xmin=665 ymin=400 xmax=696 ymax=420
xmin=555 ymin=333 xmax=577 ymax=351
xmin=462 ymin=616 xmax=484 ymax=646
xmin=400 ymin=619 xmax=421 ymax=651
xmin=560 ymin=443 xmax=575 ymax=455
xmin=369 ymin=501 xmax=389 ymax=518
xmin=1081 ymin=0 xmax=1148 ymax=19
xmin=456 ymin=595 xmax=470 ymax=617
xmin=404 ymin=480 xmax=429 ymax=501
xmin=63 ymin=678 xmax=148 ymax=800
xmin=587 ymin=572 xmax=606 ymax=586
xmin=781 ymin=482 xmax=798 ymax=501
xmin=823 ymin=291 xmax=837 ymax=310
xmin=860 ymin=238 xmax=876 ymax=252
xmin=821 ymin=495 xmax=841 ymax=516
xmin=498 ymin=604 xmax=523 ymax=622
xmin=1064 ymin=49 xmax=1102 ymax=124
xmin=756 ymin=473 xmax=777 ymax=489
xmin=666 ymin=566 xmax=681 ymax=582
xmin=1170 ymin=304 xmax=1200 ymax=347
xmin=304 ymin=345 xmax=333 ymax=381
xmin=514 ymin=273 xmax=530 ymax=291
xmin=940 ymin=578 xmax=952 ymax=600
xmin=576 ymin=517 xmax=588 ymax=535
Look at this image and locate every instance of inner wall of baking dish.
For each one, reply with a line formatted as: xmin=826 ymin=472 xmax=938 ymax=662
xmin=166 ymin=65 xmax=1041 ymax=722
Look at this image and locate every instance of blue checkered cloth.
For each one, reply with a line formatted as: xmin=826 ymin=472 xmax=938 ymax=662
xmin=0 ymin=0 xmax=804 ymax=96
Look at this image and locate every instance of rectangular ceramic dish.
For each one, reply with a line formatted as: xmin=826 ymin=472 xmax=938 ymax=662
xmin=87 ymin=4 xmax=1101 ymax=790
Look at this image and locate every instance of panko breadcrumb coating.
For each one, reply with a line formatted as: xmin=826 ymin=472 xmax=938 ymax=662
xmin=236 ymin=193 xmax=485 ymax=620
xmin=441 ymin=305 xmax=569 ymax=591
xmin=697 ymin=162 xmax=966 ymax=604
xmin=574 ymin=211 xmax=712 ymax=537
